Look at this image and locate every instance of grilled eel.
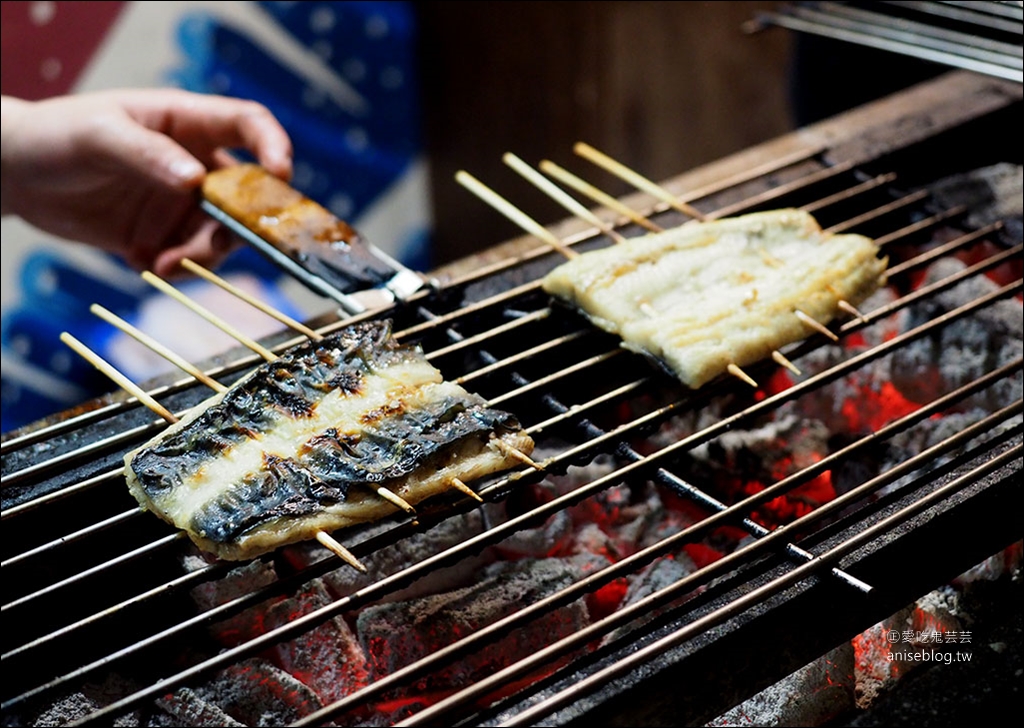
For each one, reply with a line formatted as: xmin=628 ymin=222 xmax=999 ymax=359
xmin=124 ymin=320 xmax=534 ymax=560
xmin=541 ymin=209 xmax=888 ymax=388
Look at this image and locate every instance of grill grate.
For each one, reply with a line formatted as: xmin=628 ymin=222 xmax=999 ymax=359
xmin=2 ymin=71 xmax=1022 ymax=727
xmin=747 ymin=1 xmax=1024 ymax=83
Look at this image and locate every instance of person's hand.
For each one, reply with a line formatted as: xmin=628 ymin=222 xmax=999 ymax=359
xmin=1 ymin=88 xmax=293 ymax=277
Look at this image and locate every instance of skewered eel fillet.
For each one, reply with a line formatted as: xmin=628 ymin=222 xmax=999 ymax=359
xmin=124 ymin=320 xmax=535 ymax=560
xmin=541 ymin=209 xmax=888 ymax=388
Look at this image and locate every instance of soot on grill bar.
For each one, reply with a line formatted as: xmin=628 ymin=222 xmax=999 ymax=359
xmin=19 ymin=162 xmax=1023 ymax=728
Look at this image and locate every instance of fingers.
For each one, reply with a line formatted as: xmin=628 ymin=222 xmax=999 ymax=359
xmin=151 ymin=217 xmax=239 ymax=279
xmin=124 ymin=89 xmax=293 ymax=182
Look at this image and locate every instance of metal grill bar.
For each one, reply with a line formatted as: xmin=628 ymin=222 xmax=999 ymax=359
xmin=492 ymin=438 xmax=1023 ymax=728
xmin=2 ymin=74 xmax=1020 ymax=726
xmin=0 ymin=216 xmax=1007 ymax=581
xmin=2 ymin=167 xmax=1015 ymax=610
xmin=1 ymin=153 xmax=863 ymax=495
xmin=1 ymin=148 xmax=835 ymax=459
xmin=291 ymin=361 xmax=1023 ymax=727
xmin=7 ymin=265 xmax=1018 ymax=718
xmin=749 ymin=1 xmax=1024 ymax=82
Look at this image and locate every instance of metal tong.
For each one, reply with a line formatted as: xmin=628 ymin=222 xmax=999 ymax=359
xmin=200 ymin=164 xmax=427 ymax=316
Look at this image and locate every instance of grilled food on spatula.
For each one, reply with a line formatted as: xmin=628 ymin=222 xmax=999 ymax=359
xmin=124 ymin=320 xmax=534 ymax=561
xmin=542 ymin=209 xmax=888 ymax=389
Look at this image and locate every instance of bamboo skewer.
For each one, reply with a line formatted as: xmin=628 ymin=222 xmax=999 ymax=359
xmin=179 ymin=258 xmax=324 ymax=341
xmin=455 ymin=170 xmax=579 ymax=259
xmin=141 ymin=270 xmax=278 ymax=362
xmin=502 ymin=152 xmax=627 ymax=244
xmin=794 ymin=309 xmax=841 ymax=342
xmin=726 ymin=363 xmax=759 ymax=388
xmin=64 ymin=326 xmax=369 ymax=572
xmin=574 ymin=141 xmax=706 ymax=221
xmin=491 ymin=434 xmax=545 ymax=471
xmin=772 ymin=350 xmax=803 ymax=376
xmin=315 ymin=531 xmax=367 ymax=572
xmin=837 ymin=299 xmax=870 ymax=324
xmin=448 ymin=477 xmax=484 ymax=503
xmin=89 ymin=304 xmax=226 ymax=393
xmin=539 ymin=159 xmax=664 ymax=233
xmin=60 ymin=333 xmax=177 ymax=423
xmin=139 ymin=270 xmax=418 ymax=515
xmin=177 ymin=259 xmax=490 ymax=506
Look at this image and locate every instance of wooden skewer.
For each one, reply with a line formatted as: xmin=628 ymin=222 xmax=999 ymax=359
xmin=492 ymin=435 xmax=545 ymax=471
xmin=837 ymin=299 xmax=870 ymax=324
xmin=772 ymin=350 xmax=803 ymax=376
xmin=375 ymin=486 xmax=417 ymax=514
xmin=540 ymin=159 xmax=664 ymax=233
xmin=574 ymin=141 xmax=706 ymax=221
xmin=455 ymin=170 xmax=579 ymax=260
xmin=89 ymin=304 xmax=228 ymax=393
xmin=141 ymin=270 xmax=417 ymax=516
xmin=60 ymin=332 xmax=178 ymax=423
xmin=727 ymin=363 xmax=758 ymax=388
xmin=63 ymin=331 xmax=369 ymax=572
xmin=502 ymin=152 xmax=627 ymax=244
xmin=141 ymin=270 xmax=278 ymax=362
xmin=794 ymin=309 xmax=840 ymax=342
xmin=449 ymin=477 xmax=484 ymax=503
xmin=315 ymin=531 xmax=368 ymax=572
xmin=179 ymin=258 xmax=324 ymax=341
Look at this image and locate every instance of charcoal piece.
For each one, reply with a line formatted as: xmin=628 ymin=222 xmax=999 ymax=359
xmin=264 ymin=580 xmax=370 ymax=706
xmin=197 ymin=658 xmax=323 ymax=727
xmin=355 ymin=553 xmax=608 ymax=693
xmin=156 ymin=688 xmax=245 ymax=728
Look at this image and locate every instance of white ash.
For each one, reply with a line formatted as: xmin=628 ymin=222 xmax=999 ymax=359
xmin=190 ymin=658 xmax=324 ymax=727
xmin=601 ymin=554 xmax=699 ymax=647
xmin=929 ymin=162 xmax=1023 ymax=235
xmin=155 ymin=688 xmax=245 ymax=728
xmin=488 ymin=506 xmax=575 ymax=559
xmin=312 ymin=510 xmax=495 ymax=605
xmin=354 ymin=553 xmax=606 ymax=693
xmin=30 ymin=694 xmax=99 ymax=727
xmin=707 ymin=643 xmax=855 ymax=727
xmin=890 ymin=257 xmax=1022 ymax=414
xmin=264 ymin=579 xmax=369 ymax=707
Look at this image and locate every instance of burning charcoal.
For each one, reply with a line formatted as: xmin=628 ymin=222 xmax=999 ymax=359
xmin=954 ymin=542 xmax=1023 ymax=586
xmin=707 ymin=643 xmax=855 ymax=727
xmin=490 ymin=508 xmax=574 ymax=559
xmin=891 ymin=257 xmax=1023 ymax=412
xmin=30 ymin=694 xmax=99 ymax=727
xmin=571 ymin=522 xmax=618 ymax=560
xmin=316 ymin=510 xmax=496 ymax=603
xmin=853 ymin=588 xmax=963 ymax=710
xmin=156 ymin=688 xmax=245 ymax=728
xmin=197 ymin=658 xmax=323 ymax=726
xmin=928 ymin=163 xmax=1023 ymax=237
xmin=600 ymin=555 xmax=699 ymax=647
xmin=263 ymin=579 xmax=370 ymax=706
xmin=187 ymin=558 xmax=281 ymax=647
xmin=355 ymin=553 xmax=607 ymax=695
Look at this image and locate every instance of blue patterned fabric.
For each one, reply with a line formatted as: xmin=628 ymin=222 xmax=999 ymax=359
xmin=1 ymin=2 xmax=427 ymax=433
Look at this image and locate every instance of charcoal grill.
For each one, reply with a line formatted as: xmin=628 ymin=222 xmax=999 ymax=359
xmin=2 ymin=69 xmax=1022 ymax=727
